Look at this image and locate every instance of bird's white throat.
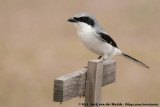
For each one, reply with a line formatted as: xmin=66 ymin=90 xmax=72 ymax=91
xmin=74 ymin=22 xmax=95 ymax=36
xmin=74 ymin=22 xmax=104 ymax=55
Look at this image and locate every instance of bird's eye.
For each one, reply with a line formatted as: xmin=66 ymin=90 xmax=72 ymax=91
xmin=77 ymin=16 xmax=94 ymax=26
xmin=83 ymin=17 xmax=88 ymax=20
xmin=80 ymin=17 xmax=85 ymax=19
xmin=80 ymin=17 xmax=89 ymax=22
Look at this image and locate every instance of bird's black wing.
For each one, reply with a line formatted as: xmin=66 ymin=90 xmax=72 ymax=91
xmin=97 ymin=32 xmax=118 ymax=48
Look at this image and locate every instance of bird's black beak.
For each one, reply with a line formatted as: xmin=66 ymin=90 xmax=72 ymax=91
xmin=67 ymin=17 xmax=77 ymax=23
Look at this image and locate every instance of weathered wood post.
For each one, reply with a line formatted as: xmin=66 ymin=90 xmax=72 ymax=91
xmin=53 ymin=59 xmax=116 ymax=105
xmin=85 ymin=59 xmax=103 ymax=107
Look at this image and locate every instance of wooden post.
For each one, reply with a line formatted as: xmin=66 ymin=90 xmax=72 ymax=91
xmin=53 ymin=60 xmax=116 ymax=102
xmin=85 ymin=59 xmax=103 ymax=107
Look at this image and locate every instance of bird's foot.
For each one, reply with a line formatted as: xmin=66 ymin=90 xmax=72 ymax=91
xmin=103 ymin=58 xmax=107 ymax=61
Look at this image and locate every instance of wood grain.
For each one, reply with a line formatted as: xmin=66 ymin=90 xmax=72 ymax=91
xmin=53 ymin=60 xmax=116 ymax=102
xmin=85 ymin=59 xmax=103 ymax=107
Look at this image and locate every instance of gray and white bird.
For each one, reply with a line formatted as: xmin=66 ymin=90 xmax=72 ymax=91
xmin=68 ymin=12 xmax=149 ymax=68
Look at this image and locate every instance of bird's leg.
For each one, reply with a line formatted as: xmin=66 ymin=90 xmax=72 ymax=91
xmin=98 ymin=56 xmax=102 ymax=59
xmin=84 ymin=56 xmax=102 ymax=68
xmin=103 ymin=56 xmax=108 ymax=61
xmin=103 ymin=58 xmax=106 ymax=61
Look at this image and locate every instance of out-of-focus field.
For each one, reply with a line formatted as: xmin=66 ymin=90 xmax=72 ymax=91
xmin=0 ymin=0 xmax=160 ymax=107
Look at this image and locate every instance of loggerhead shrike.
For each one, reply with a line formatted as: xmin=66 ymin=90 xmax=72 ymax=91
xmin=68 ymin=12 xmax=149 ymax=68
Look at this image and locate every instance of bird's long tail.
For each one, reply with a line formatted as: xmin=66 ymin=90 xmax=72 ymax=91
xmin=121 ymin=53 xmax=149 ymax=68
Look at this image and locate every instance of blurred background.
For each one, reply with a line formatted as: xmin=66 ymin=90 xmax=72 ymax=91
xmin=0 ymin=0 xmax=160 ymax=107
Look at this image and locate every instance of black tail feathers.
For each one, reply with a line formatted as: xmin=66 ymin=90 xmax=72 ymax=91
xmin=122 ymin=53 xmax=149 ymax=68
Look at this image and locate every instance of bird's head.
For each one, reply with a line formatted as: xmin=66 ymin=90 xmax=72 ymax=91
xmin=68 ymin=12 xmax=95 ymax=26
xmin=68 ymin=13 xmax=103 ymax=32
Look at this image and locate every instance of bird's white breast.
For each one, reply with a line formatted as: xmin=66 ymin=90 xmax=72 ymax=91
xmin=74 ymin=22 xmax=121 ymax=58
xmin=74 ymin=22 xmax=104 ymax=55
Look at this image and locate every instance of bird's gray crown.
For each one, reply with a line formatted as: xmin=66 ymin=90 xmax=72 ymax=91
xmin=70 ymin=13 xmax=94 ymax=27
xmin=67 ymin=12 xmax=104 ymax=32
xmin=74 ymin=12 xmax=98 ymax=27
xmin=75 ymin=12 xmax=96 ymax=20
xmin=75 ymin=12 xmax=104 ymax=31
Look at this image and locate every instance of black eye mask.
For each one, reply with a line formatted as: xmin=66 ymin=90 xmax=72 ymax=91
xmin=74 ymin=17 xmax=95 ymax=27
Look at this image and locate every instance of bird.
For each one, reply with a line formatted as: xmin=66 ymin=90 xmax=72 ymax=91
xmin=67 ymin=12 xmax=149 ymax=68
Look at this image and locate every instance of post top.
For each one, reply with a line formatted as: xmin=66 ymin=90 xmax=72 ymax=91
xmin=88 ymin=59 xmax=116 ymax=64
xmin=88 ymin=59 xmax=102 ymax=63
